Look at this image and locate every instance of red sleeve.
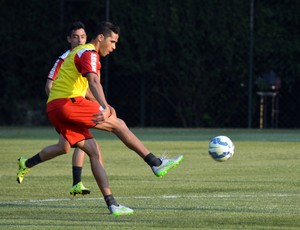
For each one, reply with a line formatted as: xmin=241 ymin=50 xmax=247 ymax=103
xmin=75 ymin=51 xmax=101 ymax=77
xmin=47 ymin=58 xmax=64 ymax=81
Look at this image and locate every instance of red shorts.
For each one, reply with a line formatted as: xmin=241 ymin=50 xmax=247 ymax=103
xmin=47 ymin=97 xmax=100 ymax=146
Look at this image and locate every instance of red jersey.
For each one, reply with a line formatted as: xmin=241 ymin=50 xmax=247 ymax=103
xmin=47 ymin=50 xmax=71 ymax=81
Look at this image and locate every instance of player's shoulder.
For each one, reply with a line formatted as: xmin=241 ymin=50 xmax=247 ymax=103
xmin=59 ymin=49 xmax=71 ymax=60
xmin=76 ymin=44 xmax=97 ymax=58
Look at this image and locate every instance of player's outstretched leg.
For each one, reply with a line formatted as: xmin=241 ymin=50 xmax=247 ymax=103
xmin=108 ymin=204 xmax=134 ymax=216
xmin=152 ymin=155 xmax=183 ymax=177
xmin=69 ymin=182 xmax=91 ymax=196
xmin=16 ymin=157 xmax=31 ymax=184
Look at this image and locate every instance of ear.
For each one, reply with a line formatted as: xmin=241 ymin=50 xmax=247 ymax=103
xmin=97 ymin=34 xmax=105 ymax=42
xmin=67 ymin=36 xmax=71 ymax=43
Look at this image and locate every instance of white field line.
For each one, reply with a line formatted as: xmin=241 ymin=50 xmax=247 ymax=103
xmin=1 ymin=193 xmax=299 ymax=205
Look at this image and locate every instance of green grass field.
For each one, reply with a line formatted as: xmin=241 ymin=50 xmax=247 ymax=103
xmin=0 ymin=127 xmax=299 ymax=229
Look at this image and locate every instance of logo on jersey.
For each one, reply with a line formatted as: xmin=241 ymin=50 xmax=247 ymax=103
xmin=90 ymin=53 xmax=97 ymax=72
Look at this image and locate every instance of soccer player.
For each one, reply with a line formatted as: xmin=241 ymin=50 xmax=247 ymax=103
xmin=17 ymin=21 xmax=183 ymax=215
xmin=45 ymin=21 xmax=90 ymax=196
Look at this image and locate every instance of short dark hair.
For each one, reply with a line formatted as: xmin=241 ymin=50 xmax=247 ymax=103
xmin=67 ymin=21 xmax=86 ymax=36
xmin=92 ymin=21 xmax=120 ymax=39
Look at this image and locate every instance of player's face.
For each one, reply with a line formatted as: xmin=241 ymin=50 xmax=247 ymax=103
xmin=67 ymin=28 xmax=87 ymax=49
xmin=99 ymin=32 xmax=119 ymax=57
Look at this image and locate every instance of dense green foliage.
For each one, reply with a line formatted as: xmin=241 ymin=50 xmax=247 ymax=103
xmin=1 ymin=127 xmax=300 ymax=229
xmin=0 ymin=0 xmax=299 ymax=128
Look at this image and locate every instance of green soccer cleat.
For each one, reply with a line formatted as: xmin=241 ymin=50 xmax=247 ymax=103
xmin=152 ymin=155 xmax=183 ymax=177
xmin=108 ymin=204 xmax=134 ymax=216
xmin=69 ymin=182 xmax=91 ymax=196
xmin=17 ymin=157 xmax=31 ymax=184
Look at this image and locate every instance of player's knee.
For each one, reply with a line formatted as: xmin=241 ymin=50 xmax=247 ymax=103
xmin=113 ymin=119 xmax=127 ymax=132
xmin=57 ymin=145 xmax=70 ymax=154
xmin=118 ymin=119 xmax=127 ymax=127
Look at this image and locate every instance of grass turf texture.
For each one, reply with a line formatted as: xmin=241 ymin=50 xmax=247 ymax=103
xmin=0 ymin=127 xmax=299 ymax=229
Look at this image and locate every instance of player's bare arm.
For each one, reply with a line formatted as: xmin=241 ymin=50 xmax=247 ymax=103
xmin=85 ymin=87 xmax=97 ymax=101
xmin=45 ymin=79 xmax=53 ymax=97
xmin=86 ymin=72 xmax=111 ymax=123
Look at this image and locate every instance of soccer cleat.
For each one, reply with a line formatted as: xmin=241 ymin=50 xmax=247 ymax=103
xmin=152 ymin=155 xmax=183 ymax=177
xmin=69 ymin=182 xmax=91 ymax=196
xmin=17 ymin=157 xmax=31 ymax=184
xmin=108 ymin=204 xmax=134 ymax=216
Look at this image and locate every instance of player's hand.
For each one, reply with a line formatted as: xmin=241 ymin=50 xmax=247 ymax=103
xmin=92 ymin=107 xmax=111 ymax=124
xmin=108 ymin=105 xmax=117 ymax=116
xmin=102 ymin=107 xmax=111 ymax=120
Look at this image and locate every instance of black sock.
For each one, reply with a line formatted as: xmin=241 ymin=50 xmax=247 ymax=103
xmin=104 ymin=194 xmax=118 ymax=207
xmin=25 ymin=153 xmax=42 ymax=168
xmin=72 ymin=166 xmax=82 ymax=186
xmin=144 ymin=153 xmax=162 ymax=167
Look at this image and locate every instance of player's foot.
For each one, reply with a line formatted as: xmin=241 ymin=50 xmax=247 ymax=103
xmin=17 ymin=157 xmax=31 ymax=184
xmin=152 ymin=155 xmax=183 ymax=177
xmin=69 ymin=182 xmax=91 ymax=196
xmin=108 ymin=204 xmax=134 ymax=216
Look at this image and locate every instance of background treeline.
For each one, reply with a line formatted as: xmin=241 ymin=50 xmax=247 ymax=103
xmin=0 ymin=0 xmax=299 ymax=128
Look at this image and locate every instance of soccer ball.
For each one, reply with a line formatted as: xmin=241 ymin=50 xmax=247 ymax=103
xmin=208 ymin=136 xmax=234 ymax=162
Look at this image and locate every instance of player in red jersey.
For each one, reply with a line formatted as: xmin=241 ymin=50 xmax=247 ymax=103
xmin=44 ymin=21 xmax=90 ymax=196
xmin=17 ymin=22 xmax=183 ymax=215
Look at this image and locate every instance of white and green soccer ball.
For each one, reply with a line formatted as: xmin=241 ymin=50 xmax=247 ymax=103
xmin=208 ymin=136 xmax=235 ymax=162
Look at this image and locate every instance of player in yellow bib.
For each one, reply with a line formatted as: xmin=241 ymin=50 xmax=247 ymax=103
xmin=17 ymin=21 xmax=183 ymax=216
